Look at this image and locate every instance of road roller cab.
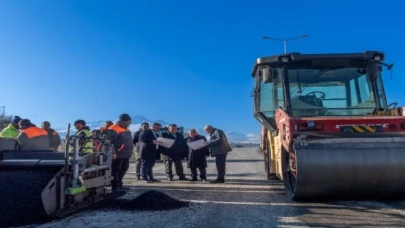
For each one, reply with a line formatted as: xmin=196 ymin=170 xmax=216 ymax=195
xmin=251 ymin=51 xmax=405 ymax=200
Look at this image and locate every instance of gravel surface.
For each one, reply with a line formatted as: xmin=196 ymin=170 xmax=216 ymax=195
xmin=4 ymin=148 xmax=405 ymax=228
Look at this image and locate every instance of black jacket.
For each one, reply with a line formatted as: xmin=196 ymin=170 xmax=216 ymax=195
xmin=161 ymin=131 xmax=188 ymax=160
xmin=186 ymin=135 xmax=210 ymax=168
xmin=138 ymin=129 xmax=159 ymax=160
xmin=110 ymin=123 xmax=133 ymax=158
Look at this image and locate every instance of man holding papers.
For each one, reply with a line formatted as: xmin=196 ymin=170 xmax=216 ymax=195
xmin=204 ymin=125 xmax=232 ymax=183
xmin=185 ymin=129 xmax=210 ymax=182
xmin=161 ymin=124 xmax=189 ymax=181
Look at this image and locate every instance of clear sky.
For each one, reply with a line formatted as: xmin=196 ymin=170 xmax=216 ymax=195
xmin=0 ymin=0 xmax=404 ymax=134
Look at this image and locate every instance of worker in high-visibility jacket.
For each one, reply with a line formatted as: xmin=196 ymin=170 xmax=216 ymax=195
xmin=17 ymin=119 xmax=51 ymax=150
xmin=109 ymin=114 xmax=133 ymax=191
xmin=41 ymin=121 xmax=61 ymax=151
xmin=100 ymin=121 xmax=113 ymax=131
xmin=0 ymin=116 xmax=22 ymax=138
xmin=93 ymin=121 xmax=114 ymax=152
xmin=69 ymin=119 xmax=93 ymax=154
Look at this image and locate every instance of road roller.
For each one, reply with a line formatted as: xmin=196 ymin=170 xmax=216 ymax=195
xmin=251 ymin=51 xmax=405 ymax=200
xmin=0 ymin=131 xmax=114 ymax=227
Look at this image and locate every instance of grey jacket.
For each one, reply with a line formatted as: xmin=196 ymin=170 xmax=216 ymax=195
xmin=46 ymin=128 xmax=61 ymax=151
xmin=207 ymin=128 xmax=232 ymax=157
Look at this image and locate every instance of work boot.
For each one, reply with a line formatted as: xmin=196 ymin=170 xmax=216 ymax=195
xmin=179 ymin=177 xmax=189 ymax=181
xmin=210 ymin=179 xmax=225 ymax=183
xmin=189 ymin=178 xmax=198 ymax=182
xmin=150 ymin=179 xmax=161 ymax=183
xmin=201 ymin=178 xmax=207 ymax=182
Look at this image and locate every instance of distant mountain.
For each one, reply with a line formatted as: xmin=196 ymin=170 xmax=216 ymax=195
xmin=55 ymin=115 xmax=259 ymax=143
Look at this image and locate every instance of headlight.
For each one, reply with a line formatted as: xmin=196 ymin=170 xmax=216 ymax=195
xmin=306 ymin=121 xmax=316 ymax=129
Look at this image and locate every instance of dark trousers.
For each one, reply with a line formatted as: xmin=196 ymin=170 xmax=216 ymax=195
xmin=190 ymin=167 xmax=207 ymax=180
xmin=111 ymin=158 xmax=130 ymax=188
xmin=135 ymin=158 xmax=141 ymax=177
xmin=164 ymin=159 xmax=185 ymax=178
xmin=215 ymin=153 xmax=228 ymax=180
xmin=140 ymin=159 xmax=156 ymax=180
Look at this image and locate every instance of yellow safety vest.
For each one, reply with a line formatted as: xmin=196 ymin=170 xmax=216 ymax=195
xmin=69 ymin=129 xmax=93 ymax=153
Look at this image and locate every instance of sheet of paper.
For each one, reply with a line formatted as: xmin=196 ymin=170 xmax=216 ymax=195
xmin=156 ymin=137 xmax=175 ymax=148
xmin=187 ymin=139 xmax=207 ymax=150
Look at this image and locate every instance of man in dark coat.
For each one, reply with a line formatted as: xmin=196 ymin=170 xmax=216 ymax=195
xmin=133 ymin=122 xmax=149 ymax=180
xmin=138 ymin=123 xmax=161 ymax=183
xmin=185 ymin=129 xmax=210 ymax=182
xmin=161 ymin=124 xmax=188 ymax=181
xmin=204 ymin=125 xmax=232 ymax=183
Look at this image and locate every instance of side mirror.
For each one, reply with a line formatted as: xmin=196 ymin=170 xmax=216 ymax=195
xmin=261 ymin=66 xmax=278 ymax=83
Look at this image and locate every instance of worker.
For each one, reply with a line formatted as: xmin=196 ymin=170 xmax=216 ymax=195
xmin=109 ymin=113 xmax=133 ymax=191
xmin=70 ymin=119 xmax=93 ymax=154
xmin=16 ymin=119 xmax=51 ymax=150
xmin=100 ymin=121 xmax=113 ymax=130
xmin=0 ymin=116 xmax=22 ymax=138
xmin=93 ymin=121 xmax=114 ymax=152
xmin=41 ymin=121 xmax=61 ymax=151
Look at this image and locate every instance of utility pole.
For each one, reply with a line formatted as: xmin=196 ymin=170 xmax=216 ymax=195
xmin=262 ymin=35 xmax=308 ymax=54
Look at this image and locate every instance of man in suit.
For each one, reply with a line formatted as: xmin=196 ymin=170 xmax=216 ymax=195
xmin=185 ymin=129 xmax=210 ymax=182
xmin=138 ymin=122 xmax=162 ymax=183
xmin=133 ymin=122 xmax=149 ymax=180
xmin=162 ymin=124 xmax=188 ymax=181
xmin=204 ymin=125 xmax=232 ymax=183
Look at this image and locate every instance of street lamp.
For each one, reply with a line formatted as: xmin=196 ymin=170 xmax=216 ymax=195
xmin=262 ymin=35 xmax=308 ymax=54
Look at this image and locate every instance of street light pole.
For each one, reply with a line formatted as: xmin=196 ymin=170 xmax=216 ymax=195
xmin=262 ymin=35 xmax=308 ymax=54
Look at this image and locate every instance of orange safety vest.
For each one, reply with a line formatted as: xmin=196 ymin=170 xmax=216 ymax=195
xmin=21 ymin=127 xmax=48 ymax=138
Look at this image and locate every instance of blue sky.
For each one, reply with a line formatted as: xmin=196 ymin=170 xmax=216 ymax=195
xmin=0 ymin=0 xmax=404 ymax=134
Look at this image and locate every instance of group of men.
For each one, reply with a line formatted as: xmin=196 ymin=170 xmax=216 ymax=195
xmin=0 ymin=113 xmax=233 ymax=191
xmin=132 ymin=122 xmax=232 ymax=184
xmin=0 ymin=116 xmax=61 ymax=151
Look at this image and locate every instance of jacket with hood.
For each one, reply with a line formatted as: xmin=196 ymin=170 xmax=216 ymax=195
xmin=0 ymin=124 xmax=19 ymax=138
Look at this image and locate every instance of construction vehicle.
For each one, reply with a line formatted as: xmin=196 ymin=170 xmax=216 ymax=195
xmin=251 ymin=51 xmax=405 ymax=200
xmin=0 ymin=130 xmax=114 ymax=226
